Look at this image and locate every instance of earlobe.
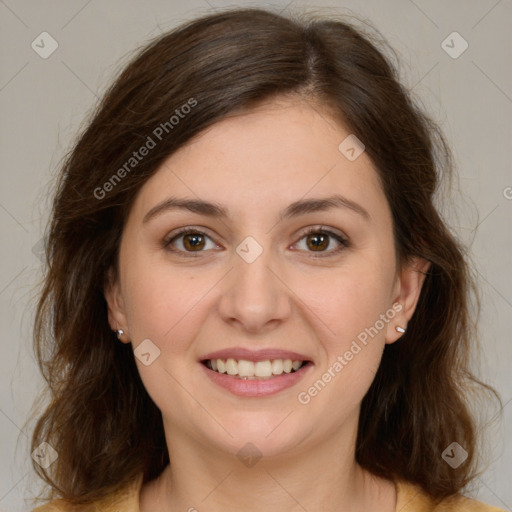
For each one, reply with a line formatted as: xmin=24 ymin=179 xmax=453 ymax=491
xmin=386 ymin=256 xmax=431 ymax=344
xmin=104 ymin=266 xmax=130 ymax=343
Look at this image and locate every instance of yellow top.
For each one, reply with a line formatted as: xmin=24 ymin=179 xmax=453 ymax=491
xmin=32 ymin=473 xmax=506 ymax=511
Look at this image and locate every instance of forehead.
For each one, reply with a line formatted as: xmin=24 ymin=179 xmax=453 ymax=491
xmin=129 ymin=97 xmax=388 ymax=225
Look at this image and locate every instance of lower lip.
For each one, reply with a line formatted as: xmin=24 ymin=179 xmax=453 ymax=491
xmin=200 ymin=362 xmax=313 ymax=397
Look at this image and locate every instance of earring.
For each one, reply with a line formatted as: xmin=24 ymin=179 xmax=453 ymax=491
xmin=115 ymin=329 xmax=124 ymax=339
xmin=395 ymin=326 xmax=406 ymax=334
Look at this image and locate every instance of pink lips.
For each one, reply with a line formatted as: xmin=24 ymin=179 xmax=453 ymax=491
xmin=200 ymin=347 xmax=311 ymax=363
xmin=199 ymin=347 xmax=313 ymax=398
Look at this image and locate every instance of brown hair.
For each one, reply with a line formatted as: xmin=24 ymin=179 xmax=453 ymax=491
xmin=30 ymin=6 xmax=500 ymax=505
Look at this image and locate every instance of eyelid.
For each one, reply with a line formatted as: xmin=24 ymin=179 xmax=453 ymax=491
xmin=297 ymin=225 xmax=348 ymax=243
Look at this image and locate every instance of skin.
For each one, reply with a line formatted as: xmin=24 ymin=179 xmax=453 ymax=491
xmin=105 ymin=95 xmax=430 ymax=511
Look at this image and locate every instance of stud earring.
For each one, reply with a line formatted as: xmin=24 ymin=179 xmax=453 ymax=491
xmin=115 ymin=329 xmax=124 ymax=339
xmin=395 ymin=326 xmax=406 ymax=334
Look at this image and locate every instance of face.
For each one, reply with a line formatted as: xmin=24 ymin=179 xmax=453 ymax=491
xmin=106 ymin=96 xmax=427 ymax=459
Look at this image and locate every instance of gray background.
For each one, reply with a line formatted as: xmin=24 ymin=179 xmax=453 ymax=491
xmin=1 ymin=0 xmax=510 ymax=510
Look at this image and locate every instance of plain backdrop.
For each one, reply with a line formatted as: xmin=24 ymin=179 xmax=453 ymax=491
xmin=0 ymin=0 xmax=511 ymax=510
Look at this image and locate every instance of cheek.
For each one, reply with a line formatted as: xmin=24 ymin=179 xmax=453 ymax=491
xmin=121 ymin=257 xmax=207 ymax=348
xmin=292 ymin=258 xmax=394 ymax=406
xmin=121 ymin=264 xmax=212 ymax=420
xmin=295 ymin=257 xmax=394 ymax=345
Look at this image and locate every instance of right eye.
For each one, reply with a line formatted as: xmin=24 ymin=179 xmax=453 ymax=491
xmin=164 ymin=228 xmax=219 ymax=255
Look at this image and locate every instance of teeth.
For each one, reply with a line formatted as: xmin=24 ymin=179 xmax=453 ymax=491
xmin=205 ymin=358 xmax=305 ymax=378
xmin=271 ymin=359 xmax=283 ymax=375
xmin=217 ymin=359 xmax=226 ymax=373
xmin=254 ymin=360 xmax=273 ymax=377
xmin=238 ymin=359 xmax=254 ymax=377
xmin=225 ymin=358 xmax=237 ymax=376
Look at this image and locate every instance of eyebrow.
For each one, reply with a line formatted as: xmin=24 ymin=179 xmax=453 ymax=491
xmin=142 ymin=194 xmax=370 ymax=224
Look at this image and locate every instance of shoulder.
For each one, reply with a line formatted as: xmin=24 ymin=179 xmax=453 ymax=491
xmin=31 ymin=473 xmax=144 ymax=512
xmin=395 ymin=479 xmax=506 ymax=512
xmin=433 ymin=493 xmax=506 ymax=512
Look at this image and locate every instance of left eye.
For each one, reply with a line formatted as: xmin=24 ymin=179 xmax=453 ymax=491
xmin=293 ymin=228 xmax=348 ymax=256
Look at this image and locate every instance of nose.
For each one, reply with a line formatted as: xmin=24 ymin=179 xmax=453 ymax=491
xmin=217 ymin=244 xmax=291 ymax=334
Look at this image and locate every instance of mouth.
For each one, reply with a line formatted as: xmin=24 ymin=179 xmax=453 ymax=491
xmin=201 ymin=358 xmax=311 ymax=380
xmin=199 ymin=347 xmax=313 ymax=397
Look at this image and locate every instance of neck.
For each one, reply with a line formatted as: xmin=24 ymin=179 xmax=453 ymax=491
xmin=141 ymin=417 xmax=396 ymax=512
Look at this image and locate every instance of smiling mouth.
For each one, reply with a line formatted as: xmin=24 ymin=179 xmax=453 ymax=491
xmin=202 ymin=358 xmax=310 ymax=380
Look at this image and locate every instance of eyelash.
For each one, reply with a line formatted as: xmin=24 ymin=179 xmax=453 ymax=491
xmin=164 ymin=226 xmax=349 ymax=258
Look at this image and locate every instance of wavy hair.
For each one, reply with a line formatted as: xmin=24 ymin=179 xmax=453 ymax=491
xmin=30 ymin=6 xmax=500 ymax=505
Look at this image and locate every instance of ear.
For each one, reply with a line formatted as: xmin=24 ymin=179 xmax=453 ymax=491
xmin=385 ymin=256 xmax=431 ymax=344
xmin=104 ymin=266 xmax=130 ymax=343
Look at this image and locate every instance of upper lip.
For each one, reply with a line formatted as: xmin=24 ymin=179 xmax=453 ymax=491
xmin=200 ymin=347 xmax=312 ymax=363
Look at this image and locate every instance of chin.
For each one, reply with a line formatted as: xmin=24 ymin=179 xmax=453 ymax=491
xmin=201 ymin=410 xmax=311 ymax=459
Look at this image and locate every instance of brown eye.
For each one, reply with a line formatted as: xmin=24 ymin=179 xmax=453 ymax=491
xmin=165 ymin=229 xmax=217 ymax=254
xmin=182 ymin=233 xmax=206 ymax=251
xmin=305 ymin=232 xmax=330 ymax=251
xmin=294 ymin=227 xmax=348 ymax=256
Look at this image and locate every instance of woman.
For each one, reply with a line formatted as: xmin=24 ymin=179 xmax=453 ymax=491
xmin=30 ymin=7 xmax=504 ymax=511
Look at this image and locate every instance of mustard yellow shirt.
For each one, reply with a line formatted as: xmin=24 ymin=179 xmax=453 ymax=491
xmin=32 ymin=473 xmax=506 ymax=511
